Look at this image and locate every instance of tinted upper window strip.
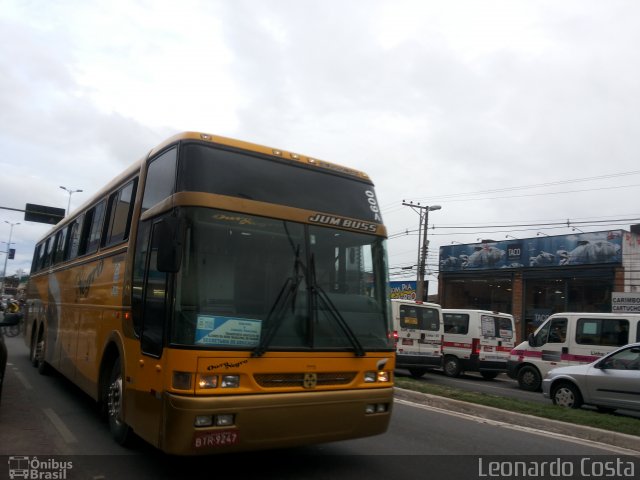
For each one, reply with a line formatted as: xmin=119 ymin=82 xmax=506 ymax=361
xmin=177 ymin=143 xmax=382 ymax=224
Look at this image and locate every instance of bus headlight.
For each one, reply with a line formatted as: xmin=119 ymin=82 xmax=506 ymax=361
xmin=172 ymin=371 xmax=193 ymax=390
xmin=194 ymin=415 xmax=213 ymax=427
xmin=221 ymin=375 xmax=240 ymax=388
xmin=215 ymin=414 xmax=235 ymax=426
xmin=364 ymin=371 xmax=390 ymax=383
xmin=198 ymin=374 xmax=218 ymax=389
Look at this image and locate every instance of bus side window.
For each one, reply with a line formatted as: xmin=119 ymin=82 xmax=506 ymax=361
xmin=80 ymin=200 xmax=106 ymax=255
xmin=41 ymin=237 xmax=53 ymax=270
xmin=66 ymin=215 xmax=85 ymax=260
xmin=103 ymin=178 xmax=137 ymax=247
xmin=142 ymin=148 xmax=177 ymax=212
xmin=52 ymin=228 xmax=68 ymax=265
xmin=31 ymin=244 xmax=43 ymax=273
xmin=132 ymin=221 xmax=151 ymax=337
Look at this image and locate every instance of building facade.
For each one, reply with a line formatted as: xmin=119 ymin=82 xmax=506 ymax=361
xmin=438 ymin=229 xmax=640 ymax=343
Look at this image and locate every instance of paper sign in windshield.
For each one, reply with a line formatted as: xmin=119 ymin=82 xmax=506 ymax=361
xmin=195 ymin=316 xmax=262 ymax=347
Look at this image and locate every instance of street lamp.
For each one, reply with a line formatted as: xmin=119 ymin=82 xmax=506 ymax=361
xmin=537 ymin=232 xmax=550 ymax=237
xmin=60 ymin=186 xmax=83 ymax=216
xmin=1 ymin=221 xmax=20 ymax=296
xmin=505 ymin=235 xmax=518 ymax=240
xmin=572 ymin=227 xmax=584 ymax=233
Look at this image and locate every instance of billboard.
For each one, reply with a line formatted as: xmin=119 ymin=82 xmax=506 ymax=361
xmin=439 ymin=231 xmax=623 ymax=272
xmin=389 ymin=281 xmax=417 ymax=300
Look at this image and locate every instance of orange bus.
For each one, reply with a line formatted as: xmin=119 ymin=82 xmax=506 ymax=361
xmin=24 ymin=132 xmax=394 ymax=455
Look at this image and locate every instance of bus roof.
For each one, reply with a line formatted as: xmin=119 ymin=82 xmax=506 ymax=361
xmin=40 ymin=132 xmax=374 ymax=235
xmin=150 ymin=132 xmax=372 ymax=181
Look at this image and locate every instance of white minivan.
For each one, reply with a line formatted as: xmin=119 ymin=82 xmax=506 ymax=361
xmin=392 ymin=299 xmax=443 ymax=378
xmin=508 ymin=312 xmax=640 ymax=391
xmin=441 ymin=309 xmax=516 ymax=379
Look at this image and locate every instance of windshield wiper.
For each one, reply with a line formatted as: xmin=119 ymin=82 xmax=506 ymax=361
xmin=252 ymin=244 xmax=304 ymax=357
xmin=309 ymin=254 xmax=365 ymax=357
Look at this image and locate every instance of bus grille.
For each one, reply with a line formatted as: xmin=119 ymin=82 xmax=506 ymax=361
xmin=253 ymin=372 xmax=356 ymax=388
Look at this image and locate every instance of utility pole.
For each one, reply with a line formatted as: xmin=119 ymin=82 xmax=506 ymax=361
xmin=402 ymin=202 xmax=441 ymax=302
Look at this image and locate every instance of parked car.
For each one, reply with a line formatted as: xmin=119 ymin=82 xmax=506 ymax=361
xmin=1 ymin=311 xmax=23 ymax=404
xmin=542 ymin=342 xmax=640 ymax=413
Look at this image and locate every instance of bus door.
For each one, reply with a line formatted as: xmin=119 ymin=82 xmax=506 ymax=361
xmin=131 ymin=218 xmax=172 ymax=441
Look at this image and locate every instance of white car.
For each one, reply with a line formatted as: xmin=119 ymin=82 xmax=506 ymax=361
xmin=542 ymin=342 xmax=640 ymax=413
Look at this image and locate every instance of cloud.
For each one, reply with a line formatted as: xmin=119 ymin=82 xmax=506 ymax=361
xmin=1 ymin=0 xmax=640 ymax=290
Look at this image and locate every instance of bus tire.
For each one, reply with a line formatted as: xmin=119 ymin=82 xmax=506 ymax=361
xmin=443 ymin=356 xmax=461 ymax=377
xmin=517 ymin=365 xmax=541 ymax=391
xmin=29 ymin=328 xmax=39 ymax=367
xmin=36 ymin=330 xmax=51 ymax=375
xmin=107 ymin=357 xmax=133 ymax=446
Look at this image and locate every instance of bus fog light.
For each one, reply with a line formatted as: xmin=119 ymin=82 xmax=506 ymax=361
xmin=376 ymin=403 xmax=388 ymax=413
xmin=221 ymin=375 xmax=240 ymax=388
xmin=377 ymin=371 xmax=390 ymax=382
xmin=365 ymin=404 xmax=376 ymax=414
xmin=364 ymin=371 xmax=376 ymax=383
xmin=194 ymin=415 xmax=213 ymax=427
xmin=215 ymin=414 xmax=235 ymax=426
xmin=198 ymin=374 xmax=218 ymax=389
xmin=172 ymin=371 xmax=193 ymax=390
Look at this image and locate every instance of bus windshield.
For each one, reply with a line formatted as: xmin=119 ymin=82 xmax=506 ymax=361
xmin=170 ymin=207 xmax=391 ymax=352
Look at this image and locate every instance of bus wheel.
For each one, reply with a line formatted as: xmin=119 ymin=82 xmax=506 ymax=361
xmin=517 ymin=366 xmax=541 ymax=391
xmin=107 ymin=358 xmax=132 ymax=446
xmin=443 ymin=356 xmax=461 ymax=377
xmin=36 ymin=331 xmax=51 ymax=375
xmin=29 ymin=329 xmax=39 ymax=367
xmin=408 ymin=368 xmax=427 ymax=378
xmin=480 ymin=371 xmax=498 ymax=380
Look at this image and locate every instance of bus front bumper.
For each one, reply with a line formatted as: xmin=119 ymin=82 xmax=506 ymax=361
xmin=159 ymin=387 xmax=394 ymax=455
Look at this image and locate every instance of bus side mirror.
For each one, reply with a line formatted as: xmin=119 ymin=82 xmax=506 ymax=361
xmin=527 ymin=333 xmax=536 ymax=347
xmin=156 ymin=217 xmax=183 ymax=273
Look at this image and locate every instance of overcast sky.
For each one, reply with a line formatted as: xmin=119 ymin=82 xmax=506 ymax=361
xmin=2 ymin=0 xmax=640 ymax=293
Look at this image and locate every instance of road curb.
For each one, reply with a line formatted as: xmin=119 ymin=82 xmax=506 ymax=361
xmin=394 ymin=387 xmax=640 ymax=454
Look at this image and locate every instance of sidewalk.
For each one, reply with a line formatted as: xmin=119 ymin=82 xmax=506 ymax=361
xmin=395 ymin=387 xmax=640 ymax=454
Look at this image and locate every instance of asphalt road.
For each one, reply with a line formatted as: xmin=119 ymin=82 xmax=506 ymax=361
xmin=2 ymin=335 xmax=639 ymax=480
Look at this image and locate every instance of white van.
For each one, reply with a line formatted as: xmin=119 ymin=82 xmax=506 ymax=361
xmin=508 ymin=312 xmax=640 ymax=391
xmin=441 ymin=309 xmax=516 ymax=379
xmin=392 ymin=299 xmax=443 ymax=378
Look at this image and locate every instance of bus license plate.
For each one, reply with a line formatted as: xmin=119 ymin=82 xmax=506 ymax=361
xmin=193 ymin=429 xmax=239 ymax=449
xmin=402 ymin=339 xmax=414 ymax=345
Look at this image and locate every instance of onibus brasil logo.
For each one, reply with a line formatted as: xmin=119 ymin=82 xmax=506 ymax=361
xmin=7 ymin=456 xmax=73 ymax=479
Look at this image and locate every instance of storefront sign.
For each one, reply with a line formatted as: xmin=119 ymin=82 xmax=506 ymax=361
xmin=612 ymin=292 xmax=640 ymax=313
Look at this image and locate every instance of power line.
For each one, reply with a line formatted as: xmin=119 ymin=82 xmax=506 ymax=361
xmin=387 ymin=216 xmax=640 ymax=239
xmin=382 ymin=169 xmax=640 ymax=211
